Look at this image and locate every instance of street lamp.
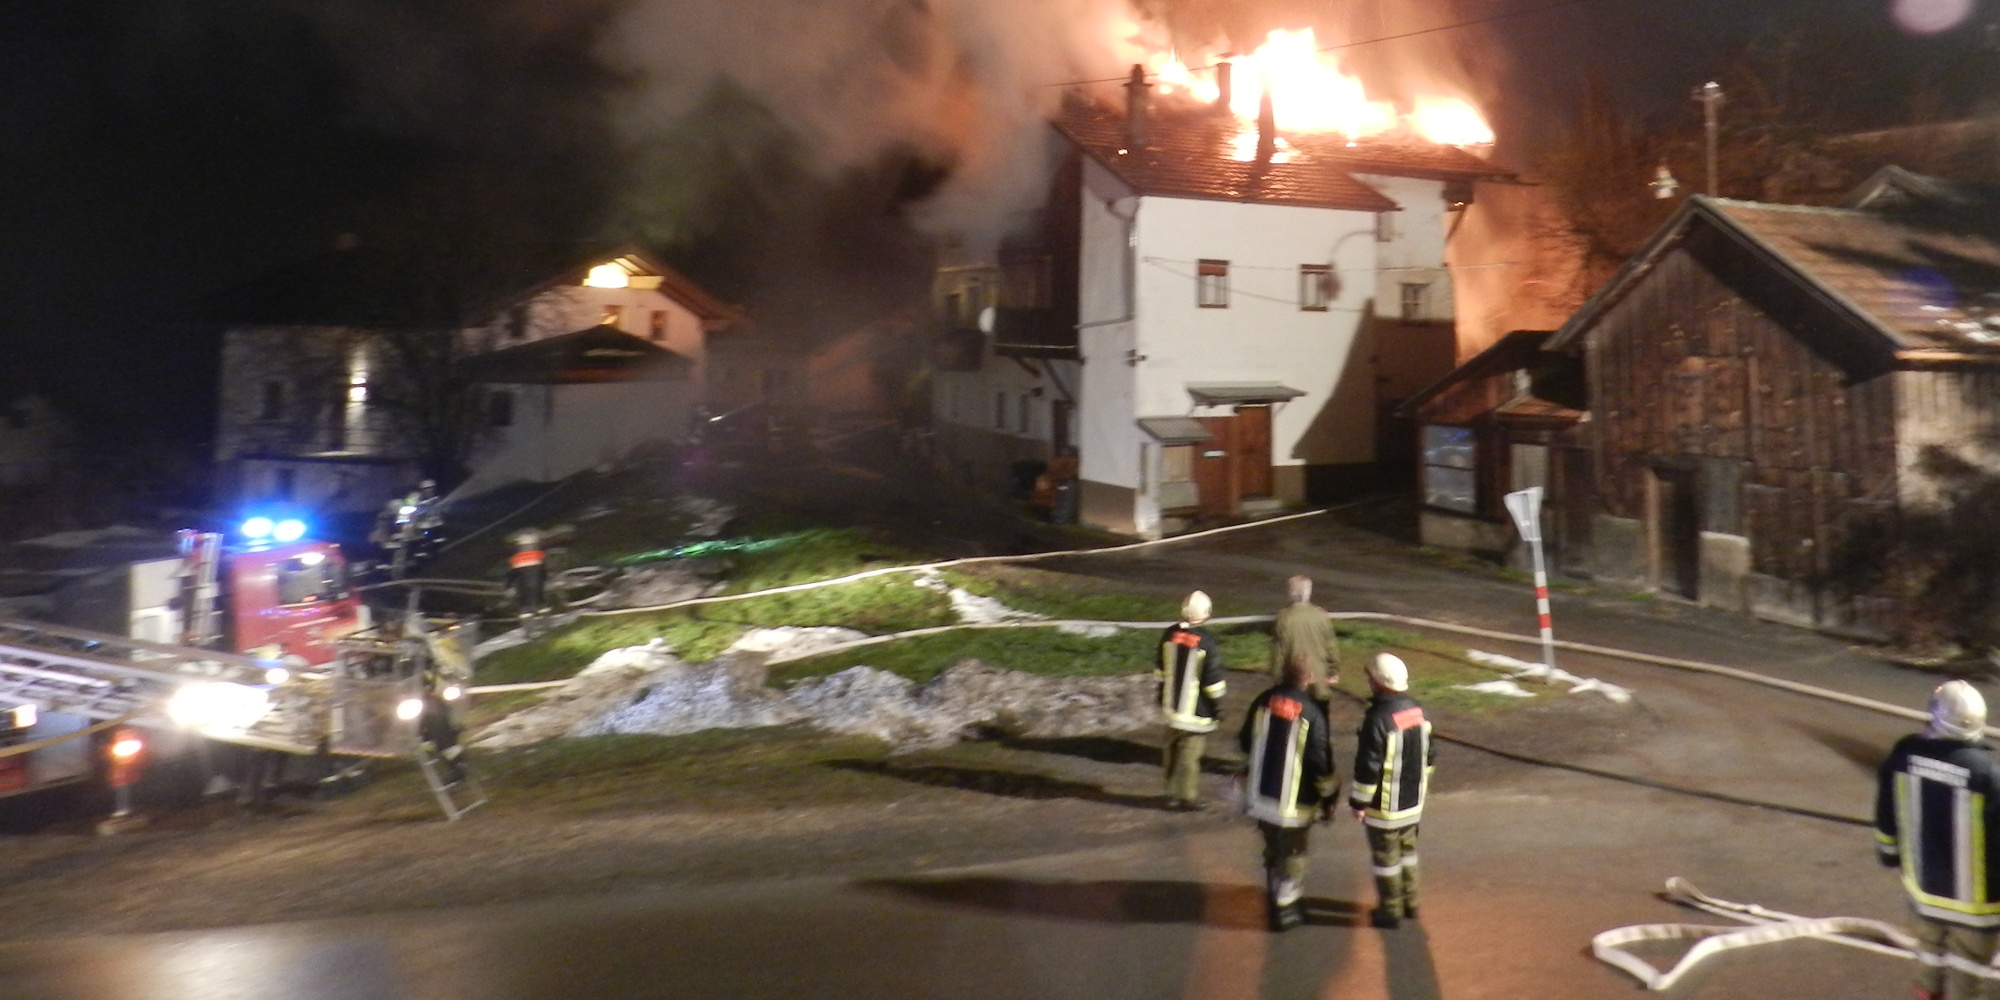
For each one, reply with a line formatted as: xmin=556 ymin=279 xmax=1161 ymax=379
xmin=1693 ymin=81 xmax=1724 ymax=196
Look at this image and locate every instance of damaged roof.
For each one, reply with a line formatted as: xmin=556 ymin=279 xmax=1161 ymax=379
xmin=1549 ymin=185 xmax=2000 ymax=372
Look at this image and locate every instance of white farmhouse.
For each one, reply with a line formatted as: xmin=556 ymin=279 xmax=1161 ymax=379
xmin=210 ymin=246 xmax=735 ymax=514
xmin=930 ymin=76 xmax=1508 ymax=537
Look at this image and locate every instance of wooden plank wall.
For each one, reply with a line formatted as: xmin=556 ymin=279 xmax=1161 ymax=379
xmin=1585 ymin=248 xmax=1898 ymax=584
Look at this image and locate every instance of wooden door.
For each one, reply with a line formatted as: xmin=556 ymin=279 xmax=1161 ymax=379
xmin=1234 ymin=405 xmax=1273 ymax=499
xmin=1194 ymin=416 xmax=1235 ymax=517
xmin=1650 ymin=467 xmax=1700 ymax=598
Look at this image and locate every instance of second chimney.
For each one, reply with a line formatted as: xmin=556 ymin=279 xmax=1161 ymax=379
xmin=1124 ymin=64 xmax=1149 ymax=151
xmin=1214 ymin=60 xmax=1232 ymax=112
xmin=1256 ymin=87 xmax=1276 ymax=161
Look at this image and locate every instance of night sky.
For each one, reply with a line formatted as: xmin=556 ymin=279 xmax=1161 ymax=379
xmin=0 ymin=0 xmax=1983 ymax=446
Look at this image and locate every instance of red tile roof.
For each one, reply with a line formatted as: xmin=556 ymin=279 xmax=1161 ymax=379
xmin=1052 ymin=98 xmax=1511 ymax=212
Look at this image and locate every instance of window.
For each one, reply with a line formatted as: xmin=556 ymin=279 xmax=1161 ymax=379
xmin=259 ymin=381 xmax=286 ymax=421
xmin=1376 ymin=211 xmax=1397 ymax=243
xmin=1421 ymin=425 xmax=1477 ymax=514
xmin=1017 ymin=394 xmax=1031 ymax=434
xmin=994 ymin=391 xmax=1007 ymax=430
xmin=276 ymin=555 xmax=344 ymax=606
xmin=1158 ymin=445 xmax=1198 ymax=510
xmin=488 ymin=390 xmax=514 ymax=428
xmin=506 ymin=306 xmax=528 ymax=340
xmin=1197 ymin=259 xmax=1229 ymax=308
xmin=649 ymin=310 xmax=668 ymax=342
xmin=1299 ymin=265 xmax=1334 ymax=311
xmin=1400 ymin=282 xmax=1430 ymax=322
xmin=601 ymin=304 xmax=623 ymax=328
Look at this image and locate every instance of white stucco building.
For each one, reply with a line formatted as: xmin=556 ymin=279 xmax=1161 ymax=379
xmin=212 ymin=247 xmax=735 ymax=513
xmin=931 ymin=84 xmax=1507 ymax=536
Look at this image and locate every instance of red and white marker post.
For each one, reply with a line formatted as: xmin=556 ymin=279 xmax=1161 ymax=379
xmin=1503 ymin=486 xmax=1556 ymax=681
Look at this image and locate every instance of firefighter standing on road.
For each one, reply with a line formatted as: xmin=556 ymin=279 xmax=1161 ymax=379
xmin=1240 ymin=651 xmax=1339 ymax=932
xmin=1271 ymin=574 xmax=1338 ymax=711
xmin=1350 ymin=652 xmax=1436 ymax=929
xmin=1159 ymin=590 xmax=1225 ymax=811
xmin=1876 ymin=680 xmax=2000 ymax=1000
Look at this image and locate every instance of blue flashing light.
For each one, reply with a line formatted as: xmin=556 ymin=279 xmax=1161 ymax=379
xmin=272 ymin=519 xmax=308 ymax=543
xmin=241 ymin=517 xmax=275 ymax=540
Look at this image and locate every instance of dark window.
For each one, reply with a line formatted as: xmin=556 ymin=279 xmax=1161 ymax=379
xmin=260 ymin=381 xmax=286 ymax=421
xmin=506 ymin=306 xmax=528 ymax=340
xmin=488 ymin=391 xmax=514 ymax=428
xmin=1017 ymin=394 xmax=1031 ymax=434
xmin=1197 ymin=260 xmax=1229 ymax=308
xmin=276 ymin=556 xmax=344 ymax=606
xmin=1400 ymin=282 xmax=1429 ymax=322
xmin=1299 ymin=265 xmax=1334 ymax=311
xmin=993 ymin=391 xmax=1006 ymax=430
xmin=649 ymin=310 xmax=668 ymax=341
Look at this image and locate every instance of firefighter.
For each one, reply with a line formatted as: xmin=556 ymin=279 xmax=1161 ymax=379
xmin=1240 ymin=651 xmax=1339 ymax=932
xmin=1159 ymin=590 xmax=1225 ymax=811
xmin=1270 ymin=574 xmax=1338 ymax=711
xmin=417 ymin=688 xmax=467 ymax=785
xmin=1876 ymin=680 xmax=2000 ymax=1000
xmin=507 ymin=528 xmax=547 ymax=619
xmin=1350 ymin=652 xmax=1436 ymax=929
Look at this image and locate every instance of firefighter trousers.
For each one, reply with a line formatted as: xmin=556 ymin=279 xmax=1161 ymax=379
xmin=1162 ymin=730 xmax=1205 ymax=804
xmin=1259 ymin=822 xmax=1312 ymax=907
xmin=1911 ymin=910 xmax=2000 ymax=1000
xmin=1366 ymin=824 xmax=1421 ymax=918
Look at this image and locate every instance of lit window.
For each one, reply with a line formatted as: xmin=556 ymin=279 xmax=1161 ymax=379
xmin=1299 ymin=265 xmax=1334 ymax=311
xmin=1400 ymin=282 xmax=1429 ymax=322
xmin=601 ymin=304 xmax=623 ymax=328
xmin=1197 ymin=259 xmax=1229 ymax=308
xmin=1421 ymin=425 xmax=1476 ymax=513
xmin=347 ymin=373 xmax=368 ymax=404
xmin=649 ymin=310 xmax=667 ymax=341
xmin=584 ymin=263 xmax=630 ymax=289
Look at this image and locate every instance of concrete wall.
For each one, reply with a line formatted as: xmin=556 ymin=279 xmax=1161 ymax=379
xmin=1697 ymin=531 xmax=1750 ymax=613
xmin=1590 ymin=514 xmax=1646 ymax=589
xmin=1419 ymin=509 xmax=1515 ymax=554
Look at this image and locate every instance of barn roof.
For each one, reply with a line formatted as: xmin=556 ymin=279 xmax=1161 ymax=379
xmin=1053 ymin=98 xmax=1513 ymax=212
xmin=1546 ymin=188 xmax=2000 ymax=373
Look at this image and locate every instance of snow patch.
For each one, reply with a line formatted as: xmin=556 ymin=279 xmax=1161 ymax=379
xmin=725 ymin=626 xmax=870 ymax=659
xmin=1465 ymin=649 xmax=1633 ymax=704
xmin=1456 ymin=679 xmax=1537 ymax=699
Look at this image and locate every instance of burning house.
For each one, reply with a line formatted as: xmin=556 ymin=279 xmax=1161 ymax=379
xmin=209 ymin=245 xmax=736 ymax=514
xmin=929 ymin=37 xmax=1510 ymax=537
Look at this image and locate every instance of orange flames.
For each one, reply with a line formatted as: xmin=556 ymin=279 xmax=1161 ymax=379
xmin=1146 ymin=28 xmax=1494 ymax=149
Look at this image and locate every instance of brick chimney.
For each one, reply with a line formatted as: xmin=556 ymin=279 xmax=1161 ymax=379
xmin=1256 ymin=87 xmax=1276 ymax=161
xmin=1124 ymin=64 xmax=1149 ymax=150
xmin=1214 ymin=60 xmax=1232 ymax=112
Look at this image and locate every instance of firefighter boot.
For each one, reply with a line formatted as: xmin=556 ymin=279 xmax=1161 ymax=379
xmin=1266 ymin=869 xmax=1304 ymax=932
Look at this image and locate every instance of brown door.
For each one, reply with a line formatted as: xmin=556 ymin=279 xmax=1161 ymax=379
xmin=1234 ymin=405 xmax=1273 ymax=499
xmin=1194 ymin=416 xmax=1236 ymax=517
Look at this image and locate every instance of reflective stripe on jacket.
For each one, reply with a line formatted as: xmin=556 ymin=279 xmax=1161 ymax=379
xmin=1158 ymin=623 xmax=1225 ymax=733
xmin=1877 ymin=733 xmax=2000 ymax=927
xmin=1239 ymin=683 xmax=1336 ymax=828
xmin=510 ymin=549 xmax=545 ymax=569
xmin=1350 ymin=692 xmax=1435 ymax=829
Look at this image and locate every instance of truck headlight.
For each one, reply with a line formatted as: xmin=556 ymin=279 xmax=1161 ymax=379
xmin=167 ymin=682 xmax=272 ymax=734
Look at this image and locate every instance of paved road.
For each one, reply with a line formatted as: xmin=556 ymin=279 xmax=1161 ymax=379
xmin=0 ymin=510 xmax=1960 ymax=998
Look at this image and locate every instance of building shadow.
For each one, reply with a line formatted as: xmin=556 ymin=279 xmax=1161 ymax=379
xmin=995 ymin=735 xmax=1243 ymax=775
xmin=826 ymin=759 xmax=1175 ymax=810
xmin=861 ymin=875 xmax=1361 ymax=931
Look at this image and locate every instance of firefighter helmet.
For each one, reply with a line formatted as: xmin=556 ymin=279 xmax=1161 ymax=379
xmin=1930 ymin=680 xmax=1988 ymax=741
xmin=1367 ymin=652 xmax=1410 ymax=693
xmin=1181 ymin=590 xmax=1212 ymax=624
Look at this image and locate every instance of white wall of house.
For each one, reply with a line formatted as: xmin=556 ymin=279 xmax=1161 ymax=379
xmin=1077 ymin=159 xmax=1139 ymax=500
xmin=1355 ymin=174 xmax=1453 ymax=322
xmin=457 ymin=379 xmax=699 ymax=496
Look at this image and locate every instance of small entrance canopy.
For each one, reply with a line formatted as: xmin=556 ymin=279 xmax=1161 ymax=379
xmin=1137 ymin=417 xmax=1214 ymax=444
xmin=1185 ymin=383 xmax=1306 ymax=407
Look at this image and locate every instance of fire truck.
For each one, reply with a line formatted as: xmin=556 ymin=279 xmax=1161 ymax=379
xmin=0 ymin=515 xmax=483 ymax=819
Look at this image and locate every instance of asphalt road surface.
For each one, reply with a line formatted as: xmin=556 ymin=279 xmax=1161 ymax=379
xmin=0 ymin=507 xmax=1964 ymax=999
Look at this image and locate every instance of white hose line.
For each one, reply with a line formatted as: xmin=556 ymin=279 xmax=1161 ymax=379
xmin=578 ymin=508 xmax=1330 ymax=619
xmin=1593 ymin=877 xmax=1998 ymax=991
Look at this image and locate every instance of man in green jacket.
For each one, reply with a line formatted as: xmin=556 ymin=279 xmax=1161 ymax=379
xmin=1271 ymin=575 xmax=1338 ymax=709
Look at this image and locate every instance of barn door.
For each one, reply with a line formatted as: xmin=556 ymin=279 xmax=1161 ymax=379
xmin=1194 ymin=416 xmax=1235 ymax=517
xmin=1234 ymin=405 xmax=1273 ymax=500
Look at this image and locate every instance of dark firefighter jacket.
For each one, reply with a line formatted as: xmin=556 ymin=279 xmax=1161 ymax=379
xmin=1350 ymin=691 xmax=1435 ymax=829
xmin=1158 ymin=622 xmax=1226 ymax=733
xmin=1238 ymin=682 xmax=1337 ymax=828
xmin=1877 ymin=733 xmax=2000 ymax=927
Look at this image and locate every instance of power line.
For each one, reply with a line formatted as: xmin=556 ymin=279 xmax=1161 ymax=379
xmin=1053 ymin=0 xmax=1606 ymax=89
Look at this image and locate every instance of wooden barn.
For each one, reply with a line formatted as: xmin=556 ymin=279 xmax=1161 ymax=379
xmin=1536 ymin=168 xmax=2000 ymax=638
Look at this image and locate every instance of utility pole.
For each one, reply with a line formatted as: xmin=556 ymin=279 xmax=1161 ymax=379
xmin=1694 ymin=81 xmax=1724 ymax=196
